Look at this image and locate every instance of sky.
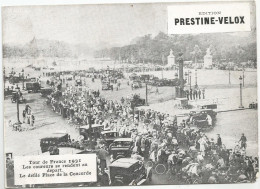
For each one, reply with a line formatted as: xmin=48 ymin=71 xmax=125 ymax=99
xmin=2 ymin=4 xmax=167 ymax=48
xmin=2 ymin=2 xmax=256 ymax=49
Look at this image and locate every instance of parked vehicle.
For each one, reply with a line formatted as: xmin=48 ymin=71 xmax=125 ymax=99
xmin=132 ymin=80 xmax=142 ymax=88
xmin=4 ymin=88 xmax=13 ymax=96
xmin=201 ymin=104 xmax=218 ymax=109
xmin=127 ymin=94 xmax=145 ymax=108
xmin=189 ymin=109 xmax=217 ymax=120
xmin=26 ymin=82 xmax=41 ymax=93
xmin=109 ymin=158 xmax=152 ymax=186
xmin=101 ymin=131 xmax=119 ymax=148
xmin=11 ymin=92 xmax=26 ymax=103
xmin=189 ymin=109 xmax=217 ymax=128
xmin=9 ymin=76 xmax=20 ymax=84
xmin=110 ymin=138 xmax=133 ymax=160
xmin=102 ymin=81 xmax=113 ymax=90
xmin=40 ymin=132 xmax=69 ymax=153
xmin=75 ymin=79 xmax=82 ymax=86
xmin=40 ymin=88 xmax=53 ymax=97
xmin=79 ymin=124 xmax=104 ymax=140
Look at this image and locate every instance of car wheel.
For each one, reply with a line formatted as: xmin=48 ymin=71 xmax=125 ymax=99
xmin=108 ymin=143 xmax=113 ymax=151
xmin=116 ymin=155 xmax=125 ymax=160
xmin=112 ymin=179 xmax=124 ymax=186
xmin=155 ymin=164 xmax=166 ymax=175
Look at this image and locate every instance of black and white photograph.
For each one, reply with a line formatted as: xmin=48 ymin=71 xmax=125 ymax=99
xmin=2 ymin=0 xmax=258 ymax=188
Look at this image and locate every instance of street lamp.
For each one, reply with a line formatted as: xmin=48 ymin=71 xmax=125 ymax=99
xmin=228 ymin=65 xmax=231 ymax=85
xmin=195 ymin=69 xmax=198 ymax=88
xmin=242 ymin=67 xmax=245 ymax=87
xmin=21 ymin=69 xmax=25 ymax=90
xmin=3 ymin=67 xmax=5 ymax=90
xmin=239 ymin=76 xmax=244 ymax=108
xmin=87 ymin=113 xmax=93 ymax=149
xmin=145 ymin=80 xmax=148 ymax=106
xmin=185 ymin=72 xmax=188 ymax=84
xmin=174 ymin=72 xmax=178 ymax=79
xmin=15 ymin=85 xmax=22 ymax=124
xmin=188 ymin=70 xmax=192 ymax=89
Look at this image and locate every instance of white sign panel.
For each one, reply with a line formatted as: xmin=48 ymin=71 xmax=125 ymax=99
xmin=14 ymin=154 xmax=97 ymax=185
xmin=168 ymin=2 xmax=251 ymax=34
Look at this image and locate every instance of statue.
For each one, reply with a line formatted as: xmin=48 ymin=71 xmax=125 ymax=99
xmin=206 ymin=48 xmax=211 ymax=56
xmin=170 ymin=49 xmax=173 ymax=56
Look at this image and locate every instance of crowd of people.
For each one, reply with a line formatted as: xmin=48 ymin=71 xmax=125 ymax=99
xmin=43 ymin=76 xmax=258 ymax=184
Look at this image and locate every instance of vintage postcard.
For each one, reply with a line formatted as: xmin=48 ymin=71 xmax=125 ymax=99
xmin=2 ymin=0 xmax=258 ymax=188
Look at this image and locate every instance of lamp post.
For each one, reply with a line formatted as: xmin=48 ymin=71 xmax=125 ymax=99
xmin=189 ymin=70 xmax=191 ymax=90
xmin=195 ymin=69 xmax=198 ymax=88
xmin=228 ymin=66 xmax=231 ymax=85
xmin=87 ymin=113 xmax=93 ymax=149
xmin=15 ymin=85 xmax=21 ymax=124
xmin=145 ymin=82 xmax=148 ymax=106
xmin=242 ymin=67 xmax=245 ymax=87
xmin=3 ymin=67 xmax=5 ymax=90
xmin=239 ymin=76 xmax=244 ymax=108
xmin=22 ymin=69 xmax=25 ymax=90
xmin=174 ymin=72 xmax=178 ymax=79
xmin=185 ymin=72 xmax=188 ymax=84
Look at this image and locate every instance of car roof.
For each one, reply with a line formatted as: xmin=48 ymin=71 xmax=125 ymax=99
xmin=101 ymin=131 xmax=118 ymax=134
xmin=109 ymin=158 xmax=139 ymax=168
xmin=200 ymin=109 xmax=213 ymax=111
xmin=41 ymin=132 xmax=68 ymax=140
xmin=80 ymin=124 xmax=103 ymax=129
xmin=42 ymin=147 xmax=83 ymax=155
xmin=113 ymin=138 xmax=132 ymax=142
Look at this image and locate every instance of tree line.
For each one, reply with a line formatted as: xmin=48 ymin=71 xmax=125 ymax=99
xmin=94 ymin=32 xmax=257 ymax=65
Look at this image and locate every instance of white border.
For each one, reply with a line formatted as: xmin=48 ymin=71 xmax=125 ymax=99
xmin=0 ymin=1 xmax=259 ymax=189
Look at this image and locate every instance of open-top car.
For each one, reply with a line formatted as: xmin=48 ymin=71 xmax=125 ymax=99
xmin=102 ymin=81 xmax=113 ymax=90
xmin=110 ymin=138 xmax=133 ymax=160
xmin=75 ymin=79 xmax=82 ymax=86
xmin=109 ymin=158 xmax=152 ymax=186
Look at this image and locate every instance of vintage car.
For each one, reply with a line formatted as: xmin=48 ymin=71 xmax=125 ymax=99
xmin=66 ymin=75 xmax=73 ymax=80
xmin=40 ymin=88 xmax=53 ymax=97
xmin=127 ymin=94 xmax=145 ymax=108
xmin=132 ymin=80 xmax=142 ymax=88
xmin=4 ymin=88 xmax=13 ymax=96
xmin=139 ymin=74 xmax=150 ymax=82
xmin=40 ymin=132 xmax=69 ymax=153
xmin=26 ymin=82 xmax=41 ymax=93
xmin=110 ymin=138 xmax=133 ymax=160
xmin=101 ymin=131 xmax=119 ymax=148
xmin=75 ymin=79 xmax=82 ymax=86
xmin=11 ymin=92 xmax=26 ymax=103
xmin=201 ymin=104 xmax=218 ymax=109
xmin=189 ymin=109 xmax=217 ymax=121
xmin=249 ymin=102 xmax=258 ymax=109
xmin=102 ymin=81 xmax=113 ymax=90
xmin=79 ymin=124 xmax=104 ymax=140
xmin=189 ymin=109 xmax=217 ymax=128
xmin=109 ymin=158 xmax=152 ymax=186
xmin=129 ymin=73 xmax=139 ymax=81
xmin=8 ymin=76 xmax=21 ymax=84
